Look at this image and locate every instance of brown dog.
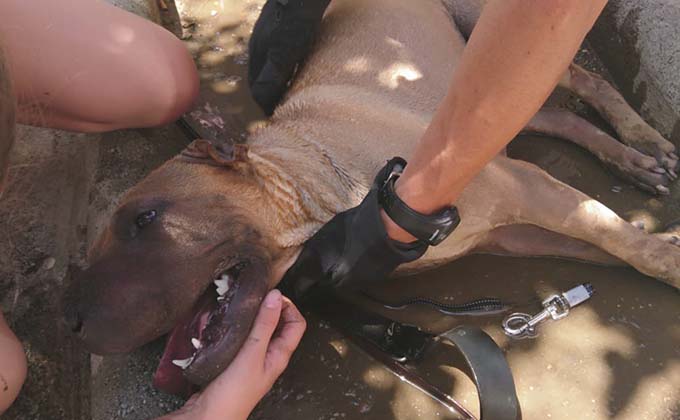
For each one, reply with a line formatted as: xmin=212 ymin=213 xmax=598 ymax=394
xmin=63 ymin=0 xmax=680 ymax=396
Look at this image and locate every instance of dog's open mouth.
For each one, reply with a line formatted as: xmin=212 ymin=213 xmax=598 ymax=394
xmin=152 ymin=262 xmax=268 ymax=396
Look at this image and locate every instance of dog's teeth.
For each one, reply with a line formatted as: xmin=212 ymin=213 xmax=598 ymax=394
xmin=652 ymin=167 xmax=666 ymax=174
xmin=172 ymin=357 xmax=194 ymax=369
xmin=191 ymin=338 xmax=201 ymax=349
xmin=220 ymin=273 xmax=231 ymax=280
xmin=214 ymin=278 xmax=228 ymax=287
xmin=214 ymin=279 xmax=229 ymax=295
xmin=214 ymin=278 xmax=230 ymax=296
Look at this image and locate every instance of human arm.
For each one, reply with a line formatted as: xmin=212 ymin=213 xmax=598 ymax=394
xmin=157 ymin=289 xmax=306 ymax=420
xmin=280 ymin=0 xmax=608 ymax=295
xmin=385 ymin=0 xmax=608 ymax=242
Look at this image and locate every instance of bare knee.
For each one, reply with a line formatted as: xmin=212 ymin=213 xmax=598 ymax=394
xmin=0 ymin=316 xmax=27 ymax=414
xmin=71 ymin=34 xmax=198 ymax=133
xmin=101 ymin=29 xmax=199 ymax=132
xmin=4 ymin=0 xmax=199 ymax=133
xmin=20 ymin=23 xmax=198 ymax=134
xmin=133 ymin=31 xmax=199 ymax=128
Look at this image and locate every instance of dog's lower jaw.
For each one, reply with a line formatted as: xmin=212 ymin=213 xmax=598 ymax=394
xmin=182 ymin=258 xmax=271 ymax=386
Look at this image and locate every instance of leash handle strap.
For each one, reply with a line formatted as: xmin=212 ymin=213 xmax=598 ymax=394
xmin=439 ymin=326 xmax=522 ymax=420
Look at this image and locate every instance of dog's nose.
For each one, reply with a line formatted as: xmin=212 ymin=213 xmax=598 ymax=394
xmin=64 ymin=307 xmax=84 ymax=335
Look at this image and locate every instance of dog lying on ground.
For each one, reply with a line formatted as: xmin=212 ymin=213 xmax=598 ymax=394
xmin=61 ymin=0 xmax=680 ymax=396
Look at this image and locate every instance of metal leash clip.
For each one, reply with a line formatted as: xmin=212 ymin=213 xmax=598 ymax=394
xmin=502 ymin=283 xmax=594 ymax=339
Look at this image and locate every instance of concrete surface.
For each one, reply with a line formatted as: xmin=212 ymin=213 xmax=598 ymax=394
xmin=0 ymin=123 xmax=187 ymax=420
xmin=0 ymin=126 xmax=97 ymax=420
xmin=589 ymin=0 xmax=680 ymax=142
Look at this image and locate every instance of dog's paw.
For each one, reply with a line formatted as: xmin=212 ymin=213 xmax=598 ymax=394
xmin=654 ymin=232 xmax=680 ymax=247
xmin=654 ymin=220 xmax=680 ymax=247
xmin=619 ymin=122 xmax=678 ymax=174
xmin=607 ymin=146 xmax=675 ymax=195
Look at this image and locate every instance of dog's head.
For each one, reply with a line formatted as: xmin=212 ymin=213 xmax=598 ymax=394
xmin=63 ymin=139 xmax=299 ymax=394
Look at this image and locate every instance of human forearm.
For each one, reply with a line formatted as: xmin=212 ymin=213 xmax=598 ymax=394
xmin=386 ymin=0 xmax=607 ymax=242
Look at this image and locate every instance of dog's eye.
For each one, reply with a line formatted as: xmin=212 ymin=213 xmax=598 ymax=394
xmin=135 ymin=210 xmax=158 ymax=229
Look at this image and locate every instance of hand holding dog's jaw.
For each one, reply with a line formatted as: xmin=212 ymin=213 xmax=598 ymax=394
xmin=156 ymin=290 xmax=306 ymax=420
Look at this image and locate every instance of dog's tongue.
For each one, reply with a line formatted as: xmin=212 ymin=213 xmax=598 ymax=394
xmin=153 ymin=292 xmax=215 ymax=397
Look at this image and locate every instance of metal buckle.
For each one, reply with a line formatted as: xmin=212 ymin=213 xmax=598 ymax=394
xmin=385 ymin=163 xmax=404 ymax=187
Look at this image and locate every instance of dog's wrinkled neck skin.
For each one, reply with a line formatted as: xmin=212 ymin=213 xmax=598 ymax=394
xmin=247 ymin=122 xmax=369 ymax=248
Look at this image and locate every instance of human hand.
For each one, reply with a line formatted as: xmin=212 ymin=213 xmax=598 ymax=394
xmin=158 ymin=289 xmax=306 ymax=420
xmin=280 ymin=159 xmax=429 ymax=300
xmin=248 ymin=0 xmax=331 ymax=115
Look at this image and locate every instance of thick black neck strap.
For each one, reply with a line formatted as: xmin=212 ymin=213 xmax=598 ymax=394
xmin=377 ymin=157 xmax=460 ymax=246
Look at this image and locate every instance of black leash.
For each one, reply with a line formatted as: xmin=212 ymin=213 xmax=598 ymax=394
xmin=362 ymin=292 xmax=511 ymax=316
xmin=439 ymin=327 xmax=522 ymax=420
xmin=176 ymin=117 xmax=201 ymax=141
xmin=342 ymin=324 xmax=476 ymax=419
xmin=304 ymin=293 xmax=522 ymax=420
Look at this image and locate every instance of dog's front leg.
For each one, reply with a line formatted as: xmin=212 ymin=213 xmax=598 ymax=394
xmin=558 ymin=63 xmax=678 ymax=173
xmin=524 ymin=109 xmax=674 ymax=194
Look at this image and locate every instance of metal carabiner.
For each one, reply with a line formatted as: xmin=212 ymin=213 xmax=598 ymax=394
xmin=502 ymin=283 xmax=594 ymax=339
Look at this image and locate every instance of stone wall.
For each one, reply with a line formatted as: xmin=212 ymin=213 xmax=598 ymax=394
xmin=589 ymin=0 xmax=680 ymax=142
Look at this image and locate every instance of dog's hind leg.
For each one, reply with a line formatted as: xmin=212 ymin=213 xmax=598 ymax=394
xmin=558 ymin=64 xmax=678 ymax=173
xmin=494 ymin=158 xmax=680 ymax=288
xmin=524 ymin=109 xmax=674 ymax=194
xmin=474 ymin=224 xmax=624 ymax=266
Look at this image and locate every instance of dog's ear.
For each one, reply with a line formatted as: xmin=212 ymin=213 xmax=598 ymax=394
xmin=181 ymin=139 xmax=249 ymax=167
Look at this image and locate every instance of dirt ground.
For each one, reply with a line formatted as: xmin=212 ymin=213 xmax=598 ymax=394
xmin=1 ymin=0 xmax=678 ymax=419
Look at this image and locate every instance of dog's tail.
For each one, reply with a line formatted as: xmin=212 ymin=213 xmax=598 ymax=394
xmin=0 ymin=44 xmax=16 ymax=199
